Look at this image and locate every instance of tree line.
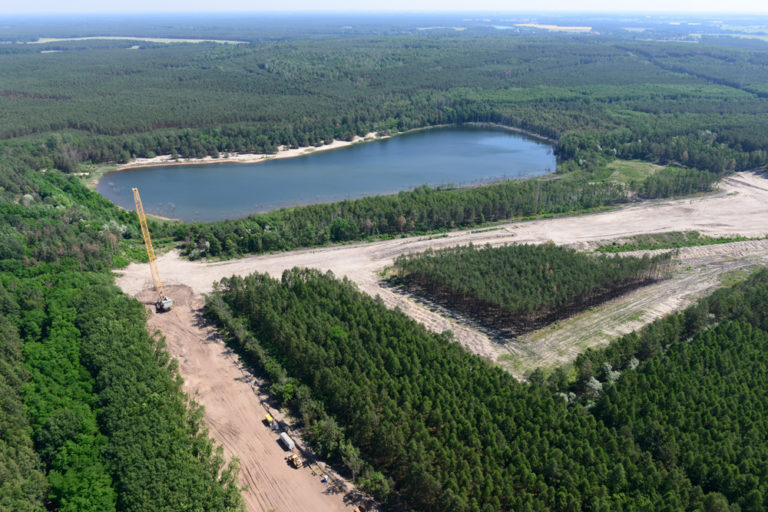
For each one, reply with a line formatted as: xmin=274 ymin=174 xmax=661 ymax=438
xmin=389 ymin=243 xmax=672 ymax=332
xmin=171 ymin=167 xmax=716 ymax=260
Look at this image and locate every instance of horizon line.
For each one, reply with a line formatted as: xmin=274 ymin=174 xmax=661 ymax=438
xmin=3 ymin=10 xmax=768 ymax=16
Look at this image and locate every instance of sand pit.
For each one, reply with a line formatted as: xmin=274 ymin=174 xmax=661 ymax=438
xmin=115 ymin=172 xmax=767 ymax=508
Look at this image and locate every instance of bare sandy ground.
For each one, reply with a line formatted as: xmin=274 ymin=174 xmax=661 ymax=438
xmin=115 ymin=172 xmax=767 ymax=509
xmin=137 ymin=285 xmax=370 ymax=512
xmin=508 ymin=239 xmax=768 ymax=374
xmin=111 ymin=133 xmax=383 ymax=171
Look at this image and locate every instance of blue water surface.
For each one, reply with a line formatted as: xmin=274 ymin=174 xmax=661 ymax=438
xmin=97 ymin=126 xmax=555 ymax=222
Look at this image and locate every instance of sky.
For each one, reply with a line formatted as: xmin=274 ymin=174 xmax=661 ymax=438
xmin=1 ymin=0 xmax=767 ymax=14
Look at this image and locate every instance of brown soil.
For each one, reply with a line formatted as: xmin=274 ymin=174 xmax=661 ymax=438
xmin=135 ymin=285 xmax=372 ymax=512
xmin=115 ymin=171 xmax=768 ymax=507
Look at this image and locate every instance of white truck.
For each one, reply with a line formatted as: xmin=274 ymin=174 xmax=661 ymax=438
xmin=279 ymin=432 xmax=296 ymax=451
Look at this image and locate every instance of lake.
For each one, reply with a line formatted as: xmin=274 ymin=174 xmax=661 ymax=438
xmin=97 ymin=126 xmax=556 ymax=222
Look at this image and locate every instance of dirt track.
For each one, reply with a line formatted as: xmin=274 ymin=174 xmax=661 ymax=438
xmin=136 ymin=285 xmax=367 ymax=512
xmin=115 ymin=172 xmax=768 ymax=510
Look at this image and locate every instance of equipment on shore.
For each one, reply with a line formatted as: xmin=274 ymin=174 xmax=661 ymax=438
xmin=132 ymin=187 xmax=173 ymax=312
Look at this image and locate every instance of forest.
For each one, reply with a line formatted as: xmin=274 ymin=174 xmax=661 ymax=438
xmin=2 ymin=14 xmax=768 ymax=512
xmin=207 ymin=266 xmax=768 ymax=511
xmin=2 ymin=29 xmax=768 ymax=178
xmin=1 ymin=22 xmax=761 ymax=260
xmin=388 ymin=243 xmax=672 ymax=332
xmin=595 ymin=230 xmax=763 ymax=253
xmin=0 ymin=158 xmax=243 ymax=511
xmin=557 ymin=268 xmax=768 ymax=512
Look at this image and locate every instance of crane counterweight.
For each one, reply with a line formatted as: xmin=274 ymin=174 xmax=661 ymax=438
xmin=132 ymin=187 xmax=173 ymax=312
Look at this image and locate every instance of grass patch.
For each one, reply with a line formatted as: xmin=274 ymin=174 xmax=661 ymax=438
xmin=114 ymin=236 xmax=177 ymax=268
xmin=606 ymin=159 xmax=665 ymax=184
xmin=624 ymin=310 xmax=646 ymax=323
xmin=497 ymin=354 xmax=525 ymax=373
xmin=470 ymin=227 xmax=503 ymax=234
xmin=719 ymin=268 xmax=754 ymax=288
xmin=81 ymin=163 xmax=120 ymax=189
xmin=596 ymin=231 xmax=762 ymax=253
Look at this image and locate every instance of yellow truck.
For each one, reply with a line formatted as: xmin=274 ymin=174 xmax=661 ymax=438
xmin=287 ymin=454 xmax=303 ymax=469
xmin=265 ymin=413 xmax=274 ymax=425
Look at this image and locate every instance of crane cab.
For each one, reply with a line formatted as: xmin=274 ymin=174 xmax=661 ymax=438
xmin=156 ymin=297 xmax=174 ymax=312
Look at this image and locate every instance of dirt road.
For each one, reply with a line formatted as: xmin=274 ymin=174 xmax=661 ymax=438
xmin=115 ymin=172 xmax=767 ymax=509
xmin=136 ymin=285 xmax=366 ymax=512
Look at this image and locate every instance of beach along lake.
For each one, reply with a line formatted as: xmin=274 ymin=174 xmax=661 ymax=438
xmin=97 ymin=126 xmax=556 ymax=222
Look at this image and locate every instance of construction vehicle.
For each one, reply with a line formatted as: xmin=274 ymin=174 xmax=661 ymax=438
xmin=279 ymin=432 xmax=296 ymax=450
xmin=132 ymin=187 xmax=173 ymax=312
xmin=265 ymin=413 xmax=275 ymax=426
xmin=287 ymin=453 xmax=303 ymax=468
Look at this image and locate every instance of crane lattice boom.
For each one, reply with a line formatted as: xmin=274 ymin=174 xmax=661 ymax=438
xmin=132 ymin=187 xmax=172 ymax=311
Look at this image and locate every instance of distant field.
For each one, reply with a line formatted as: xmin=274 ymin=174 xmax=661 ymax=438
xmin=27 ymin=36 xmax=247 ymax=44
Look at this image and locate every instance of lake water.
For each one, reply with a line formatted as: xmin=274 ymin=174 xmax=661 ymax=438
xmin=97 ymin=126 xmax=556 ymax=222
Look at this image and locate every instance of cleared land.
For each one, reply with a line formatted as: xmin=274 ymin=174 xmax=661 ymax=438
xmin=116 ymin=172 xmax=767 ymax=510
xmin=136 ymin=285 xmax=369 ymax=512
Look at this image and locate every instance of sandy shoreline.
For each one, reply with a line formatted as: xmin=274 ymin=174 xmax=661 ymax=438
xmin=93 ymin=124 xmax=556 ymax=191
xmin=116 ymin=131 xmax=383 ymax=170
xmin=89 ymin=132 xmax=386 ymax=190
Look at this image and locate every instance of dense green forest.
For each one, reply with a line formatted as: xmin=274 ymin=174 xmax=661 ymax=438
xmin=1 ymin=22 xmax=752 ymax=258
xmin=595 ymin=320 xmax=768 ymax=510
xmin=0 ymin=158 xmax=243 ymax=511
xmin=207 ymin=266 xmax=768 ymax=511
xmin=2 ymin=18 xmax=762 ymax=260
xmin=3 ymin=14 xmax=768 ymax=512
xmin=389 ymin=243 xmax=672 ymax=332
xmin=2 ymin=27 xmax=768 ymax=176
xmin=556 ymin=268 xmax=768 ymax=511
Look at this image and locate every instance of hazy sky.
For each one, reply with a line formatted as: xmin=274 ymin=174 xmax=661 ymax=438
xmin=1 ymin=0 xmax=767 ymax=14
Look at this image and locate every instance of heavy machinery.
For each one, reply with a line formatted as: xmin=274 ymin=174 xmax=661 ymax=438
xmin=132 ymin=187 xmax=173 ymax=312
xmin=287 ymin=453 xmax=303 ymax=469
xmin=279 ymin=432 xmax=296 ymax=451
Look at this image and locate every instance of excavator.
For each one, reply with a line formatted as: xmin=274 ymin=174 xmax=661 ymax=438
xmin=132 ymin=187 xmax=173 ymax=312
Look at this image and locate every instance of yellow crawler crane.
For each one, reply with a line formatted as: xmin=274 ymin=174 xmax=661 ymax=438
xmin=132 ymin=187 xmax=173 ymax=312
